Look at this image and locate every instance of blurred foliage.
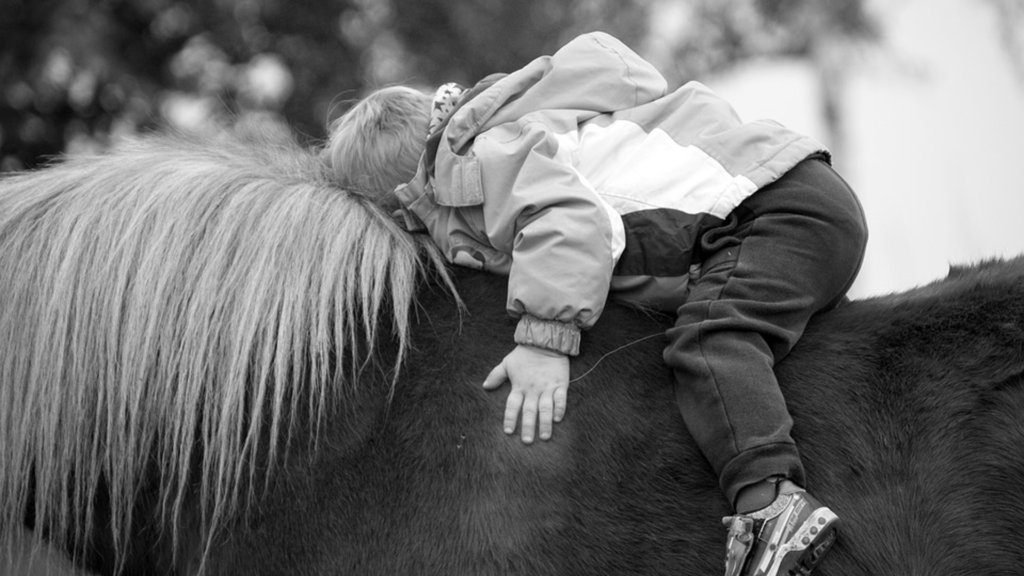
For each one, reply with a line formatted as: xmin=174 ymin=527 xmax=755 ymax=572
xmin=657 ymin=0 xmax=878 ymax=80
xmin=1 ymin=0 xmax=885 ymax=171
xmin=1 ymin=0 xmax=361 ymax=170
xmin=385 ymin=0 xmax=650 ymax=85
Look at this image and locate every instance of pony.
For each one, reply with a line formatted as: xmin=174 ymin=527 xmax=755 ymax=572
xmin=1 ymin=129 xmax=1022 ymax=575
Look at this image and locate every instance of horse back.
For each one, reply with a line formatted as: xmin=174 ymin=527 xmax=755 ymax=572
xmin=199 ymin=258 xmax=1024 ymax=576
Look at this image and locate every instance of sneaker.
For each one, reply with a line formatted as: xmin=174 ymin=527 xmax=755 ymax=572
xmin=721 ymin=482 xmax=839 ymax=576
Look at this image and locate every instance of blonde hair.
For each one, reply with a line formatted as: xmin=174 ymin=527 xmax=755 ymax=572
xmin=0 ymin=129 xmax=456 ymax=572
xmin=325 ymin=86 xmax=432 ymax=210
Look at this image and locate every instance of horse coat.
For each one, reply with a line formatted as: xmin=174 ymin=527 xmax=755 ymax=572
xmin=0 ymin=131 xmax=1022 ymax=575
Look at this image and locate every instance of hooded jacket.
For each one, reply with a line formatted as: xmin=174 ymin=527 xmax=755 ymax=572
xmin=394 ymin=32 xmax=829 ymax=356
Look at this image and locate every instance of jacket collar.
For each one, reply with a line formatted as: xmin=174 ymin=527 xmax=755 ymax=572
xmin=393 ymin=74 xmax=507 ymax=233
xmin=421 ymin=73 xmax=506 ymax=179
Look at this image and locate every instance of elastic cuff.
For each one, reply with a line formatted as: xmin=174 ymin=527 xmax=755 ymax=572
xmin=514 ymin=315 xmax=581 ymax=356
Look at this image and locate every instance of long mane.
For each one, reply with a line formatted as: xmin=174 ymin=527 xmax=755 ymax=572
xmin=0 ymin=130 xmax=453 ymax=568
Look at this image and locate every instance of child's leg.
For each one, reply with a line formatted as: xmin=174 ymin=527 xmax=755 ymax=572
xmin=664 ymin=157 xmax=868 ymax=507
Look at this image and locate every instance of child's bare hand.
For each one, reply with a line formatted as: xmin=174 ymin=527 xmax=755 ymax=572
xmin=482 ymin=344 xmax=569 ymax=444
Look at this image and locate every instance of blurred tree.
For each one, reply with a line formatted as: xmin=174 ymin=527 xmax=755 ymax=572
xmin=9 ymin=0 xmax=1011 ymax=173
xmin=384 ymin=0 xmax=651 ymax=84
xmin=1 ymin=0 xmax=653 ymax=170
xmin=0 ymin=0 xmax=363 ymax=170
xmin=654 ymin=0 xmax=878 ymax=78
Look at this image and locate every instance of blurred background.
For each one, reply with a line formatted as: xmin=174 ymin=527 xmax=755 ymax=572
xmin=1 ymin=0 xmax=1022 ymax=297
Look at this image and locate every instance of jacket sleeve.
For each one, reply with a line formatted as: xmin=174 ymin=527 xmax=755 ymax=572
xmin=473 ymin=120 xmax=619 ymax=357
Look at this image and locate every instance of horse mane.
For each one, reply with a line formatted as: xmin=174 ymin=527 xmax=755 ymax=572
xmin=0 ymin=130 xmax=454 ymax=569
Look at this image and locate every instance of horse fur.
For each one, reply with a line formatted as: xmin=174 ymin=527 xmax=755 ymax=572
xmin=194 ymin=259 xmax=1024 ymax=576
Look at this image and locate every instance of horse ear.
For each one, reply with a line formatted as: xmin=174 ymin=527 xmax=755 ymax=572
xmin=390 ymin=207 xmax=407 ymax=226
xmin=391 ymin=206 xmax=426 ymax=232
xmin=947 ymin=263 xmax=970 ymax=278
xmin=948 ymin=257 xmax=1010 ymax=279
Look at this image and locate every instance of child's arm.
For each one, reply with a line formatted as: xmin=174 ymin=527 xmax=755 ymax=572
xmin=482 ymin=344 xmax=569 ymax=444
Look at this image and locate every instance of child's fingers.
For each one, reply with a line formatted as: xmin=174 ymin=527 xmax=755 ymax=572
xmin=503 ymin=390 xmax=523 ymax=436
xmin=520 ymin=393 xmax=539 ymax=444
xmin=537 ymin=390 xmax=554 ymax=441
xmin=482 ymin=363 xmax=508 ymax=390
xmin=552 ymin=385 xmax=568 ymax=423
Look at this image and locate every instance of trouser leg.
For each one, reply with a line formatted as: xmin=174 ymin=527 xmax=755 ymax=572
xmin=664 ymin=158 xmax=868 ymax=507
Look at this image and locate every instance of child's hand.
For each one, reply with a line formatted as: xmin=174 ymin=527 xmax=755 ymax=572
xmin=482 ymin=344 xmax=569 ymax=444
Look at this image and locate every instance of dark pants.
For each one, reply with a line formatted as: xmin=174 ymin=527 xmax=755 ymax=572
xmin=663 ymin=158 xmax=868 ymax=508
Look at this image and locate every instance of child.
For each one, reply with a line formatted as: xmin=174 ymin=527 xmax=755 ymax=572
xmin=324 ymin=32 xmax=867 ymax=576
